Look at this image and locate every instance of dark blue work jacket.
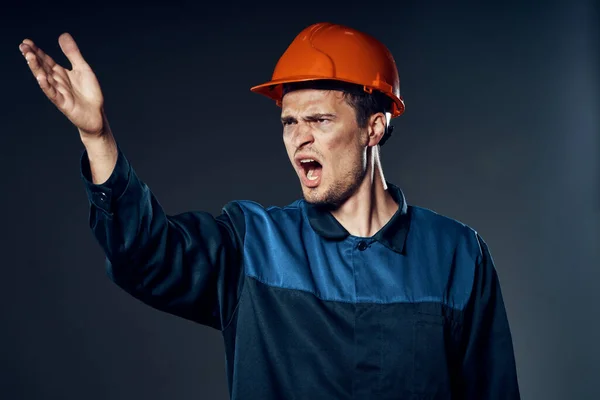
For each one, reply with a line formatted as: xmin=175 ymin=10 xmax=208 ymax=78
xmin=80 ymin=146 xmax=521 ymax=400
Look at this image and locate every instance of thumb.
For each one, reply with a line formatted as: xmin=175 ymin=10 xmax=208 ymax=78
xmin=58 ymin=32 xmax=87 ymax=69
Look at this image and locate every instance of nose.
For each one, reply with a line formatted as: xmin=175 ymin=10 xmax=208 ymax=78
xmin=290 ymin=121 xmax=314 ymax=149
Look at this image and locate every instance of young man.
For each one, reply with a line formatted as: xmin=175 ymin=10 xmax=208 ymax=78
xmin=20 ymin=22 xmax=520 ymax=399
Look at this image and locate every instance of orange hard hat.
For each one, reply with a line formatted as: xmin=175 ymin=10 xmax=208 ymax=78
xmin=250 ymin=22 xmax=405 ymax=118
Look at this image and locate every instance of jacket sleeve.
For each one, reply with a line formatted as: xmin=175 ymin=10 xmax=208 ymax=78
xmin=80 ymin=144 xmax=246 ymax=331
xmin=459 ymin=234 xmax=521 ymax=399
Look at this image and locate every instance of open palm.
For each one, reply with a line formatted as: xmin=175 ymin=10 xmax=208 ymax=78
xmin=20 ymin=33 xmax=105 ymax=137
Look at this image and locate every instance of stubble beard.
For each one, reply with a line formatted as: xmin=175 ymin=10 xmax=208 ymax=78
xmin=303 ymin=159 xmax=367 ymax=211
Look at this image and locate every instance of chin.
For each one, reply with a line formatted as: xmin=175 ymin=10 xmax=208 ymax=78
xmin=301 ymin=183 xmax=344 ymax=211
xmin=301 ymin=185 xmax=324 ymax=202
xmin=302 ymin=172 xmax=365 ymax=210
xmin=301 ymin=185 xmax=322 ymax=201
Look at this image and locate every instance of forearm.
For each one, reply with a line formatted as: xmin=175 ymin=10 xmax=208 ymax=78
xmin=80 ymin=113 xmax=118 ymax=185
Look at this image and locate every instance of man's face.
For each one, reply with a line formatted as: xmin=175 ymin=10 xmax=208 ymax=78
xmin=281 ymin=89 xmax=368 ymax=208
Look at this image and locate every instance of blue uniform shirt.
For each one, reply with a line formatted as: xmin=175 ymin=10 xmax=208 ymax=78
xmin=80 ymin=145 xmax=521 ymax=400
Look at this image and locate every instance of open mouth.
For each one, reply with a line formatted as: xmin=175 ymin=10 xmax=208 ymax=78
xmin=299 ymin=159 xmax=322 ymax=181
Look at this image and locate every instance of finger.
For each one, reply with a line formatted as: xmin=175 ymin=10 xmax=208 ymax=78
xmin=21 ymin=43 xmax=54 ymax=78
xmin=52 ymin=64 xmax=69 ymax=81
xmin=20 ymin=42 xmax=35 ymax=57
xmin=55 ymin=82 xmax=69 ymax=100
xmin=51 ymin=69 xmax=68 ymax=87
xmin=58 ymin=33 xmax=87 ymax=69
xmin=21 ymin=38 xmax=57 ymax=69
xmin=47 ymin=73 xmax=56 ymax=87
xmin=24 ymin=50 xmax=48 ymax=82
xmin=36 ymin=72 xmax=61 ymax=103
xmin=21 ymin=38 xmax=39 ymax=53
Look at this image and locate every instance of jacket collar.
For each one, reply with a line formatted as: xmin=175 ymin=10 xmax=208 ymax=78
xmin=304 ymin=182 xmax=411 ymax=254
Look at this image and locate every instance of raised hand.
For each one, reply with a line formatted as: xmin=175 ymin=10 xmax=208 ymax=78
xmin=20 ymin=33 xmax=106 ymax=139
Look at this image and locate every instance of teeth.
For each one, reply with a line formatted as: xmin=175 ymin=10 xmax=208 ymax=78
xmin=307 ymin=170 xmax=318 ymax=180
xmin=300 ymin=159 xmax=315 ymax=163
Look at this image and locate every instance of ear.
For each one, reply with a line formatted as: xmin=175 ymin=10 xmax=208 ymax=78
xmin=366 ymin=112 xmax=386 ymax=147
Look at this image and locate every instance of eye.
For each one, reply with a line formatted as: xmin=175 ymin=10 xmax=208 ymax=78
xmin=317 ymin=118 xmax=330 ymax=125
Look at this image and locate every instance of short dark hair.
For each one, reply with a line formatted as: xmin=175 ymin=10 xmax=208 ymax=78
xmin=281 ymin=80 xmax=395 ymax=146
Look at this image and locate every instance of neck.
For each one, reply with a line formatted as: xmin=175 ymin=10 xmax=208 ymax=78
xmin=330 ymin=146 xmax=399 ymax=237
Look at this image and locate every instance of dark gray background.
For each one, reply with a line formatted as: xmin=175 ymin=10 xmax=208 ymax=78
xmin=2 ymin=1 xmax=598 ymax=399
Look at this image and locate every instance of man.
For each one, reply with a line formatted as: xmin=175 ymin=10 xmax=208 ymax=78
xmin=20 ymin=22 xmax=520 ymax=399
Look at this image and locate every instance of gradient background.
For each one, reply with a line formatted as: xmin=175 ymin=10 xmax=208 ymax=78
xmin=2 ymin=1 xmax=599 ymax=399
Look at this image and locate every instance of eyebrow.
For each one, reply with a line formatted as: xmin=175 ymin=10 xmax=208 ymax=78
xmin=280 ymin=113 xmax=337 ymax=124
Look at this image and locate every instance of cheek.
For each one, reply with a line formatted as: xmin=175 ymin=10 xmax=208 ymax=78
xmin=325 ymin=147 xmax=359 ymax=177
xmin=325 ymin=124 xmax=361 ymax=151
xmin=325 ymin=133 xmax=359 ymax=158
xmin=322 ymin=135 xmax=346 ymax=158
